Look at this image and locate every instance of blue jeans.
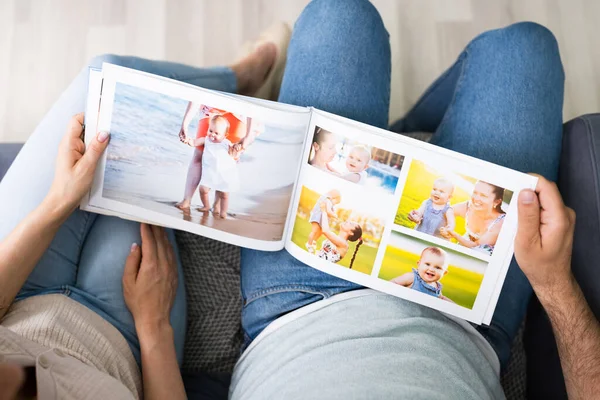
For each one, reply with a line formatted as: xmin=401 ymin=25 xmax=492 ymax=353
xmin=0 ymin=57 xmax=237 ymax=365
xmin=241 ymin=0 xmax=564 ymax=370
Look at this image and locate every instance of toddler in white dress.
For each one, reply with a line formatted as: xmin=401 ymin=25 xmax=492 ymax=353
xmin=187 ymin=115 xmax=240 ymax=218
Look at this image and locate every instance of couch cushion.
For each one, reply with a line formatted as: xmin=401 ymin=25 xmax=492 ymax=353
xmin=0 ymin=143 xmax=23 ymax=182
xmin=526 ymin=114 xmax=600 ymax=400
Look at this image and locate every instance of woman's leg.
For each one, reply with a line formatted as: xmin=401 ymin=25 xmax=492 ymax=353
xmin=240 ymin=0 xmax=391 ymax=343
xmin=393 ymin=22 xmax=564 ymax=368
xmin=74 ymin=217 xmax=186 ymax=365
xmin=0 ymin=54 xmax=238 ymax=363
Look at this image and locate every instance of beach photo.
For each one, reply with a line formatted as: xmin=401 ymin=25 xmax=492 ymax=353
xmin=290 ymin=173 xmax=389 ymax=275
xmin=395 ymin=160 xmax=513 ymax=256
xmin=379 ymin=231 xmax=488 ymax=309
xmin=307 ymin=126 xmax=404 ymax=194
xmin=102 ymin=82 xmax=305 ymax=241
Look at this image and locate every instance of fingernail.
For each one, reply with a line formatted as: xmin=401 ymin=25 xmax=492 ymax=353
xmin=130 ymin=243 xmax=138 ymax=252
xmin=97 ymin=131 xmax=110 ymax=143
xmin=521 ymin=190 xmax=535 ymax=204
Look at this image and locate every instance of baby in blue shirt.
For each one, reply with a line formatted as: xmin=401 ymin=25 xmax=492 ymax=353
xmin=391 ymin=247 xmax=453 ymax=302
xmin=409 ymin=178 xmax=456 ymax=238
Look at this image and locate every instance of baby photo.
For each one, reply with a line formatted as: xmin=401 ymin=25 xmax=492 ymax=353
xmin=290 ymin=177 xmax=388 ymax=275
xmin=395 ymin=160 xmax=513 ymax=256
xmin=379 ymin=231 xmax=488 ymax=309
xmin=103 ymin=83 xmax=305 ymax=241
xmin=307 ymin=126 xmax=404 ymax=194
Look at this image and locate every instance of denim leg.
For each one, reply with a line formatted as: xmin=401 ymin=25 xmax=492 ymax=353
xmin=1 ymin=54 xmax=237 ymax=363
xmin=75 ymin=217 xmax=186 ymax=365
xmin=241 ymin=0 xmax=391 ymax=343
xmin=395 ymin=22 xmax=564 ymax=368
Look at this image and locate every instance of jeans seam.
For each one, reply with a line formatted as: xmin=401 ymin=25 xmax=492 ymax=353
xmin=243 ymin=285 xmax=327 ymax=306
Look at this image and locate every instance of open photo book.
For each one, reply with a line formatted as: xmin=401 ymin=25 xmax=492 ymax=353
xmin=82 ymin=63 xmax=537 ymax=325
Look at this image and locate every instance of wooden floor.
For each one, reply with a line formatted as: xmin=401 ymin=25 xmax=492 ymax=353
xmin=1 ymin=0 xmax=599 ymax=142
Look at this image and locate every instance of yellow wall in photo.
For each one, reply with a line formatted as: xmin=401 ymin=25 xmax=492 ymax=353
xmin=378 ymin=245 xmax=483 ymax=309
xmin=395 ymin=160 xmax=472 ymax=236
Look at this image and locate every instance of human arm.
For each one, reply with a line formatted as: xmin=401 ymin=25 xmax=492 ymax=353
xmin=446 ymin=216 xmax=502 ymax=248
xmin=229 ymin=116 xmax=261 ymax=158
xmin=325 ymin=163 xmax=342 ymax=175
xmin=318 ymin=212 xmax=348 ymax=251
xmin=515 ymin=176 xmax=600 ymax=400
xmin=325 ymin=200 xmax=337 ymax=219
xmin=445 ymin=207 xmax=456 ymax=231
xmin=123 ymin=224 xmax=186 ymax=400
xmin=192 ymin=136 xmax=206 ymax=147
xmin=341 ymin=173 xmax=361 ymax=183
xmin=391 ymin=272 xmax=414 ymax=287
xmin=0 ymin=114 xmax=109 ymax=319
xmin=408 ymin=200 xmax=428 ymax=223
xmin=178 ymin=101 xmax=198 ymax=143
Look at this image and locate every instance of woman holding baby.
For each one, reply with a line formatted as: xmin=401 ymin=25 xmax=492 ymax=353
xmin=441 ymin=181 xmax=506 ymax=254
xmin=409 ymin=179 xmax=506 ymax=255
xmin=315 ymin=200 xmax=363 ymax=269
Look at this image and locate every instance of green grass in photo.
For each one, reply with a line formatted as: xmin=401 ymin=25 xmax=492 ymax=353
xmin=291 ymin=215 xmax=377 ymax=275
xmin=379 ymin=245 xmax=483 ymax=309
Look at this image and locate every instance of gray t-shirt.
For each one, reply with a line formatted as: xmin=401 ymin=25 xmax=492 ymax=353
xmin=230 ymin=290 xmax=504 ymax=400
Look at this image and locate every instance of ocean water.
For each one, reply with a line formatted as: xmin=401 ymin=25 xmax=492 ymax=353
xmin=104 ymin=83 xmax=306 ymax=223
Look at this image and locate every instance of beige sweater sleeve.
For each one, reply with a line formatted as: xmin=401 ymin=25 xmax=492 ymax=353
xmin=1 ymin=294 xmax=142 ymax=399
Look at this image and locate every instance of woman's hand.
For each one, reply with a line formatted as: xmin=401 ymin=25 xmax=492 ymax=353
xmin=439 ymin=226 xmax=453 ymax=239
xmin=178 ymin=126 xmax=188 ymax=144
xmin=514 ymin=176 xmax=576 ymax=294
xmin=228 ymin=142 xmax=244 ymax=158
xmin=47 ymin=113 xmax=109 ymax=216
xmin=123 ymin=224 xmax=178 ymax=337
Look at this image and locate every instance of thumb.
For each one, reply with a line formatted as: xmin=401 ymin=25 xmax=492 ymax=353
xmin=123 ymin=243 xmax=141 ymax=285
xmin=515 ymin=189 xmax=541 ymax=251
xmin=82 ymin=131 xmax=110 ymax=169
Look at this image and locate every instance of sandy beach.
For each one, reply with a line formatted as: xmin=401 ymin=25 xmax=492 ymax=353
xmin=104 ymin=185 xmax=292 ymax=241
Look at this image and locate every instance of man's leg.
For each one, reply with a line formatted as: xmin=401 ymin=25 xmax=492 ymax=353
xmin=240 ymin=0 xmax=391 ymax=342
xmin=391 ymin=22 xmax=564 ymax=368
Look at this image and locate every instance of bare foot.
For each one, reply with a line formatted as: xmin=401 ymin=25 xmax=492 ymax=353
xmin=219 ymin=213 xmax=227 ymax=220
xmin=212 ymin=208 xmax=220 ymax=217
xmin=197 ymin=206 xmax=210 ymax=213
xmin=230 ymin=43 xmax=277 ymax=96
xmin=175 ymin=200 xmax=191 ymax=211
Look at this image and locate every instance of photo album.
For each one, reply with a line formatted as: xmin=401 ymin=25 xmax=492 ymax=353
xmin=83 ymin=63 xmax=537 ymax=324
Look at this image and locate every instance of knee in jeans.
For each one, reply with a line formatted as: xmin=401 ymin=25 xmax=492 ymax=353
xmin=298 ymin=0 xmax=386 ymax=37
xmin=507 ymin=22 xmax=559 ymax=52
xmin=88 ymin=54 xmax=126 ymax=70
xmin=469 ymin=21 xmax=563 ymax=77
xmin=472 ymin=22 xmax=559 ymax=59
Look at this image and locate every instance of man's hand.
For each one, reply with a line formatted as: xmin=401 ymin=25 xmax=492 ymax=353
xmin=47 ymin=113 xmax=110 ymax=216
xmin=514 ymin=175 xmax=576 ymax=294
xmin=123 ymin=224 xmax=178 ymax=337
xmin=515 ymin=175 xmax=600 ymax=400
